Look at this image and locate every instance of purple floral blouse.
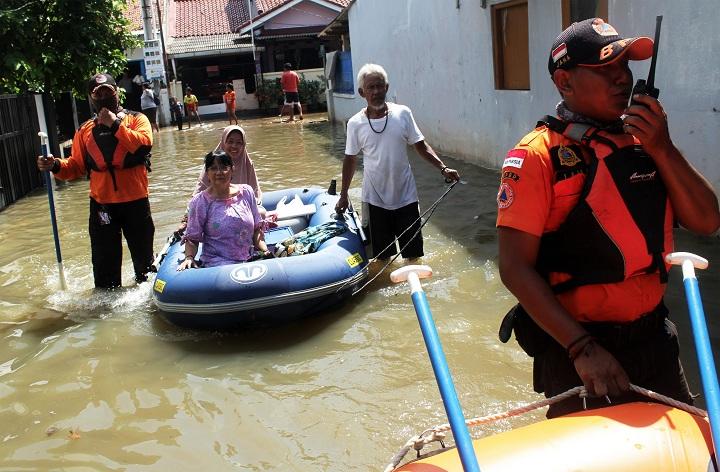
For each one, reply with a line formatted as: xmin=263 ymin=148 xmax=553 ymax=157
xmin=184 ymin=184 xmax=261 ymax=267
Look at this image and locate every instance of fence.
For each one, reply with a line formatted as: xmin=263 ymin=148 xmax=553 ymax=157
xmin=0 ymin=94 xmax=42 ymax=211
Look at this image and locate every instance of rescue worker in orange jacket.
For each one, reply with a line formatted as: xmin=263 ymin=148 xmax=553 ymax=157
xmin=37 ymin=73 xmax=155 ymax=288
xmin=496 ymin=19 xmax=720 ymax=417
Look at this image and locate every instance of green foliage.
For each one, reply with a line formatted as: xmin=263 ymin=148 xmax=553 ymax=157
xmin=0 ymin=0 xmax=141 ymax=96
xmin=298 ymin=74 xmax=325 ymax=106
xmin=254 ymin=74 xmax=326 ymax=109
xmin=254 ymin=78 xmax=284 ymax=109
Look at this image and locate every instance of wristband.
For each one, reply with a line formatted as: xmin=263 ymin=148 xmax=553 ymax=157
xmin=51 ymin=158 xmax=61 ymax=174
xmin=440 ymin=165 xmax=448 ymax=174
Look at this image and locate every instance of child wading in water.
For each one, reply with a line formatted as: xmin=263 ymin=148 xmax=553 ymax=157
xmin=224 ymin=83 xmax=238 ymax=125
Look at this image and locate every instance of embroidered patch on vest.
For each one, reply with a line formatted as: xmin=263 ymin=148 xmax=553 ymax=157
xmin=497 ymin=182 xmax=514 ymax=209
xmin=557 ymin=145 xmax=581 ymax=167
xmin=550 ymin=144 xmax=587 ymax=182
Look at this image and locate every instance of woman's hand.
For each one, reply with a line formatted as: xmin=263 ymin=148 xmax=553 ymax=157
xmin=177 ymin=256 xmax=197 ymax=271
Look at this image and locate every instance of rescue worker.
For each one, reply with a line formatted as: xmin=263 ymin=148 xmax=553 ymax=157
xmin=37 ymin=73 xmax=155 ymax=288
xmin=496 ymin=19 xmax=720 ymax=418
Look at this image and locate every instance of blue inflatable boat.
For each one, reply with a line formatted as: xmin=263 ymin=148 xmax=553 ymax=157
xmin=152 ymin=186 xmax=369 ymax=329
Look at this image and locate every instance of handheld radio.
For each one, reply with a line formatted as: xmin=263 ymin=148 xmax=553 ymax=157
xmin=629 ymin=15 xmax=663 ymax=104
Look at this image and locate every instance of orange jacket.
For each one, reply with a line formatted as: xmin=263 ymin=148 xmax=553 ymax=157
xmin=54 ymin=111 xmax=153 ymax=204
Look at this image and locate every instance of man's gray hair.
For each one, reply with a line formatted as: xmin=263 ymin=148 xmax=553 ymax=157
xmin=357 ymin=64 xmax=388 ymax=90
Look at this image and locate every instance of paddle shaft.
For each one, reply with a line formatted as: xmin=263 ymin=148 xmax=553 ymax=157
xmin=680 ymin=260 xmax=719 ymax=458
xmin=41 ymin=142 xmax=67 ymax=290
xmin=407 ymin=272 xmax=480 ymax=472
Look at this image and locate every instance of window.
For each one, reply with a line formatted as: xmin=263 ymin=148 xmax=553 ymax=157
xmin=562 ymin=0 xmax=608 ymax=29
xmin=333 ymin=51 xmax=354 ymax=94
xmin=491 ymin=0 xmax=529 ymax=90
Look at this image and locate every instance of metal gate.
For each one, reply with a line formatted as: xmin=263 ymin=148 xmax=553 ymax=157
xmin=0 ymin=94 xmax=42 ymax=211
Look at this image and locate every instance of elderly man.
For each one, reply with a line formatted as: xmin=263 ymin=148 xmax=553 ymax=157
xmin=37 ymin=73 xmax=155 ymax=288
xmin=335 ymin=63 xmax=460 ymax=260
xmin=496 ymin=18 xmax=720 ymax=417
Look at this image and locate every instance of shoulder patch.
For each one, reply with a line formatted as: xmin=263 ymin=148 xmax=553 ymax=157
xmin=502 ymin=170 xmax=520 ymax=182
xmin=497 ymin=182 xmax=514 ymax=209
xmin=503 ymin=148 xmax=526 ymax=169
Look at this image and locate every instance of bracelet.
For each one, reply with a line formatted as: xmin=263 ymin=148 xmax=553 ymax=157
xmin=569 ymin=339 xmax=596 ymax=362
xmin=440 ymin=165 xmax=448 ymax=174
xmin=568 ymin=335 xmax=596 ymax=362
xmin=565 ymin=333 xmax=592 ymax=353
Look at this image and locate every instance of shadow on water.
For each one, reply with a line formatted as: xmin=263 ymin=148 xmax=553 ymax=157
xmin=147 ymin=297 xmax=367 ymax=354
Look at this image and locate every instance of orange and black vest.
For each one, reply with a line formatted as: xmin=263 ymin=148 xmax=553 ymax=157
xmin=535 ymin=116 xmax=671 ymax=293
xmin=84 ymin=109 xmax=152 ymax=190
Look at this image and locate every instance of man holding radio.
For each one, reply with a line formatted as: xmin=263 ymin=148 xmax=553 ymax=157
xmin=496 ymin=18 xmax=719 ymax=417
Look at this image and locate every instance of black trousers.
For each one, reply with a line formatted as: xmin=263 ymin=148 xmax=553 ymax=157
xmin=535 ymin=305 xmax=693 ymax=418
xmin=366 ymin=201 xmax=423 ymax=259
xmin=89 ymin=197 xmax=155 ymax=288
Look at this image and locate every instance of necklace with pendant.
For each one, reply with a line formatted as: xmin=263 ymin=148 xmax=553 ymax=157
xmin=366 ymin=104 xmax=389 ymax=134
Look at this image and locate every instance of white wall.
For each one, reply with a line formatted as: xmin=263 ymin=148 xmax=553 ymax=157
xmin=331 ymin=0 xmax=720 ymax=191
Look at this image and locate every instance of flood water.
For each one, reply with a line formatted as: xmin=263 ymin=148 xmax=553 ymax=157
xmin=1 ymin=114 xmax=718 ymax=471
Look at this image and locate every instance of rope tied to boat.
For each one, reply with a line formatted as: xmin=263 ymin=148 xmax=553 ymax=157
xmin=343 ymin=180 xmax=459 ymax=296
xmin=383 ymin=383 xmax=708 ymax=472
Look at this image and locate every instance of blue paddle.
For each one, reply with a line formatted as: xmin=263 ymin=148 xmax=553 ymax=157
xmin=666 ymin=252 xmax=718 ymax=458
xmin=390 ymin=265 xmax=480 ymax=472
xmin=38 ymin=132 xmax=67 ymax=290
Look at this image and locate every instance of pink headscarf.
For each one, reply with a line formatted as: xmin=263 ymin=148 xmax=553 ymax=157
xmin=193 ymin=125 xmax=262 ymax=201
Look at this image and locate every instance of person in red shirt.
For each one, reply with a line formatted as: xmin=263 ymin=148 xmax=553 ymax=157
xmin=224 ymin=83 xmax=238 ymax=125
xmin=279 ymin=63 xmax=303 ymax=122
xmin=496 ymin=19 xmax=720 ymax=417
xmin=37 ymin=73 xmax=155 ymax=288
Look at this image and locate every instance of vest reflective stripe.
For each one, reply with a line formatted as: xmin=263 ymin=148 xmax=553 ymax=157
xmin=537 ymin=123 xmax=672 ymax=293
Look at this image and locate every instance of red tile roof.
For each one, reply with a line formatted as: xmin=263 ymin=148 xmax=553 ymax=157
xmin=125 ymin=0 xmax=143 ymax=31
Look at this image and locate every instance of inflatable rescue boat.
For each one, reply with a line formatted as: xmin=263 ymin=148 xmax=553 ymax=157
xmin=152 ymin=186 xmax=368 ymax=328
xmin=390 ymin=401 xmax=715 ymax=471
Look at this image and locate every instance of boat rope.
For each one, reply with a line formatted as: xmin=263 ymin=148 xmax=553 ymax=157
xmin=383 ymin=383 xmax=708 ymax=472
xmin=345 ymin=181 xmax=459 ymax=296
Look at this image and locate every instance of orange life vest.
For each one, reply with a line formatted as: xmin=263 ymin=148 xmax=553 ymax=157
xmin=83 ymin=109 xmax=151 ymax=191
xmin=535 ymin=116 xmax=672 ymax=293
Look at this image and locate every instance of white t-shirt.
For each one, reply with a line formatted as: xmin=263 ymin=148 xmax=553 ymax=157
xmin=140 ymin=89 xmax=156 ymax=110
xmin=345 ymin=102 xmax=424 ymax=210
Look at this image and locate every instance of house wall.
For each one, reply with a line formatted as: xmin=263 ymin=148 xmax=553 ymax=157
xmin=330 ymin=0 xmax=720 ymax=192
xmin=264 ymin=1 xmax=340 ymax=30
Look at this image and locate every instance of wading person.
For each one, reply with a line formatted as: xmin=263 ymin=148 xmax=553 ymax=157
xmin=224 ymin=83 xmax=239 ymax=125
xmin=37 ymin=73 xmax=156 ymax=288
xmin=280 ymin=63 xmax=303 ymax=122
xmin=335 ymin=63 xmax=460 ymax=260
xmin=177 ymin=151 xmax=269 ymax=271
xmin=183 ymin=87 xmax=202 ymax=127
xmin=496 ymin=18 xmax=720 ymax=418
xmin=140 ymin=82 xmax=160 ymax=133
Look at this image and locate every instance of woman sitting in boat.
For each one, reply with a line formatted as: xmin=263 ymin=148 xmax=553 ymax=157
xmin=177 ymin=151 xmax=270 ymax=271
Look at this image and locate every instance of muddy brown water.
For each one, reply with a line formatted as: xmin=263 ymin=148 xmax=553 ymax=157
xmin=0 ymin=114 xmax=718 ymax=470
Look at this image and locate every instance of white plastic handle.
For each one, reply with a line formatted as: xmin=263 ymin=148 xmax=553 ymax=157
xmin=38 ymin=131 xmax=49 ymax=146
xmin=666 ymin=252 xmax=708 ymax=280
xmin=390 ymin=265 xmax=433 ymax=294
